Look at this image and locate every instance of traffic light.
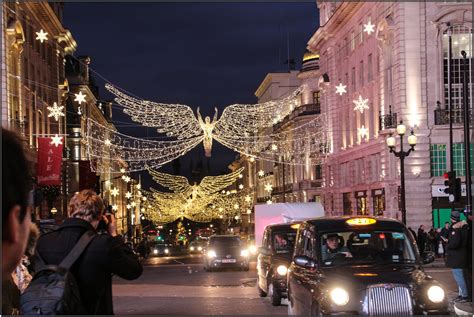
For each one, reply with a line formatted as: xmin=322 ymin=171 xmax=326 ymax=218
xmin=454 ymin=177 xmax=462 ymax=202
xmin=444 ymin=171 xmax=462 ymax=202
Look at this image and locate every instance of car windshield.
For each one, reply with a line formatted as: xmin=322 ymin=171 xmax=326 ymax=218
xmin=272 ymin=231 xmax=297 ymax=254
xmin=319 ymin=230 xmax=416 ymax=267
xmin=210 ymin=237 xmax=241 ymax=248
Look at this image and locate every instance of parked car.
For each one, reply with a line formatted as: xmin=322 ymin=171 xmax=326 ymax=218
xmin=188 ymin=240 xmax=205 ymax=254
xmin=257 ymin=223 xmax=299 ymax=306
xmin=150 ymin=242 xmax=172 ymax=257
xmin=203 ymin=235 xmax=249 ymax=271
xmin=287 ymin=217 xmax=448 ymax=316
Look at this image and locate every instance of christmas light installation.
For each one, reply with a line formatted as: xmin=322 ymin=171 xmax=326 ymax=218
xmin=47 ymin=102 xmax=64 ymax=121
xmin=35 ymin=29 xmax=48 ymax=43
xmin=50 ymin=134 xmax=63 ymax=147
xmin=364 ymin=21 xmax=375 ymax=35
xmin=335 ymin=83 xmax=347 ymax=95
xmin=353 ymin=95 xmax=369 ymax=114
xmin=74 ymin=91 xmax=87 ymax=105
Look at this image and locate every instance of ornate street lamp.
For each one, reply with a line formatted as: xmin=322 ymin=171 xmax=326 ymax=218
xmin=386 ymin=121 xmax=417 ymax=225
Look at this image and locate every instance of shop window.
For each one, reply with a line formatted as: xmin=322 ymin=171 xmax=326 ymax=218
xmin=343 ymin=192 xmax=352 ymax=215
xmin=355 ymin=191 xmax=368 ymax=215
xmin=430 ymin=144 xmax=447 ymax=177
xmin=372 ymin=189 xmax=385 ymax=216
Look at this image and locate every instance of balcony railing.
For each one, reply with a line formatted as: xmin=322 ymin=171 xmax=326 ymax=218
xmin=379 ymin=105 xmax=397 ymax=131
xmin=434 ymin=108 xmax=471 ymax=125
xmin=274 ymin=103 xmax=321 ymax=132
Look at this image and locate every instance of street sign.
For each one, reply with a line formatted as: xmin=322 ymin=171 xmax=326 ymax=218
xmin=432 ymin=184 xmax=467 ymax=197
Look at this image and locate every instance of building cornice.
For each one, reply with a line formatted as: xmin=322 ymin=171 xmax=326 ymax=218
xmin=307 ymin=2 xmax=363 ymax=52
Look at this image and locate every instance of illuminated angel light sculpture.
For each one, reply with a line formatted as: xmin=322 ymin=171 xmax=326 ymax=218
xmin=86 ymin=83 xmax=327 ymax=172
xmin=197 ymin=107 xmax=219 ymax=157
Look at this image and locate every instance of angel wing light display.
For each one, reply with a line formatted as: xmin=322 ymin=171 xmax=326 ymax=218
xmin=86 ymin=83 xmax=327 ymax=172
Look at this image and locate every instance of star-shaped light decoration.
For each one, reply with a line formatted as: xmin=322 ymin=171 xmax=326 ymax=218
xmin=364 ymin=21 xmax=375 ymax=35
xmin=218 ymin=207 xmax=224 ymax=212
xmin=353 ymin=95 xmax=369 ymax=113
xmin=136 ymin=184 xmax=141 ymax=190
xmin=104 ymin=139 xmax=111 ymax=146
xmin=234 ymin=215 xmax=240 ymax=220
xmin=249 ymin=157 xmax=255 ymax=163
xmin=233 ymin=204 xmax=239 ymax=210
xmin=110 ymin=187 xmax=119 ymax=197
xmin=238 ymin=184 xmax=244 ymax=190
xmin=358 ymin=125 xmax=368 ymax=139
xmin=258 ymin=170 xmax=265 ymax=177
xmin=335 ymin=83 xmax=347 ymax=96
xmin=131 ymin=201 xmax=136 ymax=207
xmin=264 ymin=183 xmax=273 ymax=193
xmin=266 ymin=199 xmax=273 ymax=205
xmin=126 ymin=204 xmax=132 ymax=210
xmin=112 ymin=204 xmax=118 ymax=211
xmin=271 ymin=144 xmax=278 ymax=151
xmin=226 ymin=191 xmax=230 ymax=195
xmin=142 ymin=196 xmax=147 ymax=201
xmin=36 ymin=29 xmax=48 ymax=43
xmin=74 ymin=91 xmax=87 ymax=105
xmin=125 ymin=191 xmax=132 ymax=199
xmin=47 ymin=102 xmax=65 ymax=121
xmin=246 ymin=209 xmax=252 ymax=214
xmin=50 ymin=134 xmax=63 ymax=147
xmin=219 ymin=214 xmax=224 ymax=219
xmin=245 ymin=195 xmax=252 ymax=203
xmin=238 ymin=173 xmax=243 ymax=179
xmin=120 ymin=168 xmax=126 ymax=173
xmin=124 ymin=176 xmax=131 ymax=183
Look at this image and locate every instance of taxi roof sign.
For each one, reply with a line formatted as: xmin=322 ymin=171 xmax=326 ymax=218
xmin=290 ymin=223 xmax=300 ymax=229
xmin=346 ymin=217 xmax=377 ymax=225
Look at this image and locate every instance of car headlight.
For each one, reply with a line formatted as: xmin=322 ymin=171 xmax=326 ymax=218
xmin=241 ymin=249 xmax=249 ymax=257
xmin=427 ymin=285 xmax=445 ymax=303
xmin=208 ymin=250 xmax=217 ymax=258
xmin=198 ymin=246 xmax=202 ymax=251
xmin=276 ymin=265 xmax=288 ymax=276
xmin=153 ymin=249 xmax=158 ymax=254
xmin=164 ymin=248 xmax=169 ymax=254
xmin=190 ymin=246 xmax=195 ymax=251
xmin=249 ymin=245 xmax=257 ymax=255
xmin=330 ymin=288 xmax=349 ymax=306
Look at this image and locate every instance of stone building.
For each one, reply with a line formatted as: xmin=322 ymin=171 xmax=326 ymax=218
xmin=308 ymin=1 xmax=472 ymax=227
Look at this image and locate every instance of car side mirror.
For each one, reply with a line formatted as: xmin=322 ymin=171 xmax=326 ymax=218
xmin=422 ymin=251 xmax=435 ymax=264
xmin=293 ymin=255 xmax=317 ymax=269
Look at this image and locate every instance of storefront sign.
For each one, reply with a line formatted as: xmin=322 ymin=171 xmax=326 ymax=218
xmin=37 ymin=137 xmax=63 ymax=186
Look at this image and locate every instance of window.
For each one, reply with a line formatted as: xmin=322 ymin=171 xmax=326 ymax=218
xmin=351 ymin=67 xmax=356 ymax=91
xmin=453 ymin=143 xmax=474 ymax=176
xmin=343 ymin=192 xmax=352 ymax=215
xmin=355 ymin=191 xmax=368 ymax=215
xmin=368 ymin=54 xmax=373 ymax=81
xmin=359 ymin=24 xmax=364 ymax=44
xmin=302 ymin=230 xmax=315 ymax=258
xmin=442 ymin=26 xmax=472 ymax=118
xmin=430 ymin=144 xmax=447 ymax=177
xmin=359 ymin=60 xmax=364 ymax=87
xmin=313 ymin=91 xmax=321 ymax=105
xmin=351 ymin=31 xmax=356 ymax=51
xmin=315 ymin=164 xmax=323 ymax=180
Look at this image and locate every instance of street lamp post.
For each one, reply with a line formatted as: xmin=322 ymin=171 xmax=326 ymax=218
xmin=386 ymin=121 xmax=417 ymax=225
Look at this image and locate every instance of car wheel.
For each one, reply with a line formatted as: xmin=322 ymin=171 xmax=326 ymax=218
xmin=268 ymin=283 xmax=281 ymax=306
xmin=257 ymin=276 xmax=267 ymax=297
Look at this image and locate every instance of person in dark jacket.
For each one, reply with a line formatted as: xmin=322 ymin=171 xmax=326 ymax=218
xmin=445 ymin=210 xmax=470 ymax=303
xmin=440 ymin=222 xmax=450 ymax=258
xmin=417 ymin=225 xmax=427 ymax=254
xmin=35 ymin=190 xmax=143 ymax=314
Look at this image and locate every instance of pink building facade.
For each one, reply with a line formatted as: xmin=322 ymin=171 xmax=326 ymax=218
xmin=308 ymin=1 xmax=472 ymax=227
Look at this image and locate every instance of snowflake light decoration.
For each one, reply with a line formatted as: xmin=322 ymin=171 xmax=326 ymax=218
xmin=47 ymin=102 xmax=64 ymax=121
xmin=36 ymin=29 xmax=48 ymax=43
xmin=110 ymin=187 xmax=119 ymax=197
xmin=264 ymin=183 xmax=273 ymax=193
xmin=353 ymin=95 xmax=369 ymax=114
xmin=364 ymin=21 xmax=375 ymax=35
xmin=74 ymin=91 xmax=87 ymax=105
xmin=50 ymin=134 xmax=63 ymax=147
xmin=335 ymin=83 xmax=347 ymax=96
xmin=125 ymin=191 xmax=132 ymax=199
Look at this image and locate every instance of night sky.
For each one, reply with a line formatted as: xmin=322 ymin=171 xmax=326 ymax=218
xmin=63 ymin=2 xmax=319 ymax=188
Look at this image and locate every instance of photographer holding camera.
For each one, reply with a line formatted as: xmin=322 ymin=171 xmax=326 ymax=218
xmin=34 ymin=189 xmax=143 ymax=314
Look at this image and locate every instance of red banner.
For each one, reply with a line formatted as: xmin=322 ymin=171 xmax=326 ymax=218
xmin=37 ymin=137 xmax=63 ymax=186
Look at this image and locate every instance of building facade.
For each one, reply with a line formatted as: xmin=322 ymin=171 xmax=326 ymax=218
xmin=309 ymin=1 xmax=472 ymax=227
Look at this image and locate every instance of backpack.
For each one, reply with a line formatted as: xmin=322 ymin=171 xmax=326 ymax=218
xmin=20 ymin=230 xmax=96 ymax=315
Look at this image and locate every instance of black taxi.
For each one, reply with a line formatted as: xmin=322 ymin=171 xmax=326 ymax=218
xmin=257 ymin=223 xmax=299 ymax=305
xmin=287 ymin=217 xmax=448 ymax=316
